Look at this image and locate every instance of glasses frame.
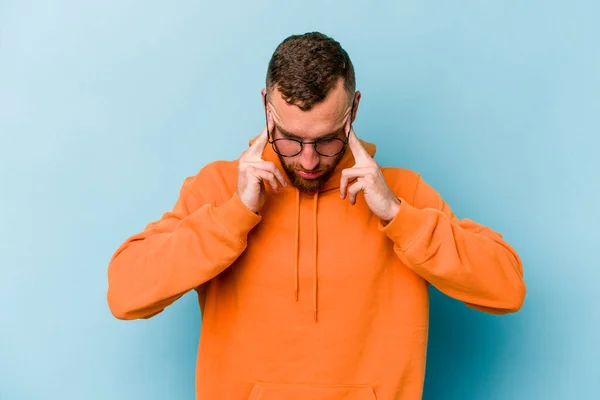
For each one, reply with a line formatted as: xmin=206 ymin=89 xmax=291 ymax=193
xmin=263 ymin=93 xmax=355 ymax=158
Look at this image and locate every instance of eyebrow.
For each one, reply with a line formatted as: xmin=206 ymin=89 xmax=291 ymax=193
xmin=274 ymin=123 xmax=342 ymax=140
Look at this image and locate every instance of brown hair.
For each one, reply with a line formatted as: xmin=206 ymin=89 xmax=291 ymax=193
xmin=266 ymin=32 xmax=355 ymax=111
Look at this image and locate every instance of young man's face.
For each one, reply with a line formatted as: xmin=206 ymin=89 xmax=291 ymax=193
xmin=263 ymin=79 xmax=360 ymax=194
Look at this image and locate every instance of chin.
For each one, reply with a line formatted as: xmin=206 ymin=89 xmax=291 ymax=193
xmin=297 ymin=182 xmax=322 ymax=194
xmin=295 ymin=172 xmax=333 ymax=194
xmin=281 ymin=159 xmax=335 ymax=194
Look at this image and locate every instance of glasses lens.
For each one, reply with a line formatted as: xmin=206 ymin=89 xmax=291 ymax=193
xmin=315 ymin=138 xmax=345 ymax=156
xmin=274 ymin=139 xmax=302 ymax=156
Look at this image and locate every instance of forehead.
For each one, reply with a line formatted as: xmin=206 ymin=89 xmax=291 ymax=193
xmin=268 ymin=81 xmax=351 ymax=140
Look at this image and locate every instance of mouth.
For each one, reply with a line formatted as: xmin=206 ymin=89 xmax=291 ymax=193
xmin=296 ymin=170 xmax=324 ymax=180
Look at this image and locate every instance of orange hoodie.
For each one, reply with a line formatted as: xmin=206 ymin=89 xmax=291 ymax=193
xmin=107 ymin=136 xmax=526 ymax=399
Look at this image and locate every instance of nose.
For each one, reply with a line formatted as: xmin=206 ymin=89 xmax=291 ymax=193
xmin=299 ymin=144 xmax=320 ymax=171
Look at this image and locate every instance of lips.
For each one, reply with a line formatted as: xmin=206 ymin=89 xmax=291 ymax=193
xmin=296 ymin=170 xmax=323 ymax=179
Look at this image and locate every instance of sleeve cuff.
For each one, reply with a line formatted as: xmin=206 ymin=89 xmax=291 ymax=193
xmin=379 ymin=198 xmax=430 ymax=252
xmin=211 ymin=193 xmax=262 ymax=243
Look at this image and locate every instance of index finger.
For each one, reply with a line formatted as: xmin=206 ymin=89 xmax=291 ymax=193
xmin=247 ymin=124 xmax=270 ymax=158
xmin=347 ymin=127 xmax=370 ymax=163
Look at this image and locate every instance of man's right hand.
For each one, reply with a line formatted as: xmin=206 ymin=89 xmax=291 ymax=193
xmin=237 ymin=123 xmax=287 ymax=213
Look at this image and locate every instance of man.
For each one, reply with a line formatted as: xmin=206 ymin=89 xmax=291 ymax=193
xmin=107 ymin=32 xmax=526 ymax=399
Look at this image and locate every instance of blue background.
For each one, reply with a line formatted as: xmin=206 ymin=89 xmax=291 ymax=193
xmin=1 ymin=1 xmax=598 ymax=399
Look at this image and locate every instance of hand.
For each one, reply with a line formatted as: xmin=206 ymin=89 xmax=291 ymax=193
xmin=237 ymin=120 xmax=287 ymax=213
xmin=339 ymin=127 xmax=401 ymax=223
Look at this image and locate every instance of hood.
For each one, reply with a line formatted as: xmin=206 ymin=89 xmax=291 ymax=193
xmin=247 ymin=133 xmax=377 ymax=322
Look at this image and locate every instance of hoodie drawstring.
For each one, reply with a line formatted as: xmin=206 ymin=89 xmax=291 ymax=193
xmin=313 ymin=192 xmax=319 ymax=322
xmin=294 ymin=189 xmax=300 ymax=301
xmin=293 ymin=189 xmax=320 ymax=322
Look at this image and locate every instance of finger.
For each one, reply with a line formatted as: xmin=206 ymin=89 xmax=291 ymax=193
xmin=340 ymin=167 xmax=375 ymax=198
xmin=253 ymin=168 xmax=279 ymax=192
xmin=347 ymin=179 xmax=365 ymax=205
xmin=341 ymin=166 xmax=376 ymax=179
xmin=340 ymin=174 xmax=350 ymax=199
xmin=247 ymin=126 xmax=270 ymax=158
xmin=347 ymin=127 xmax=370 ymax=164
xmin=253 ymin=161 xmax=287 ymax=187
xmin=344 ymin=111 xmax=352 ymax=134
xmin=339 ymin=172 xmax=358 ymax=199
xmin=340 ymin=174 xmax=348 ymax=199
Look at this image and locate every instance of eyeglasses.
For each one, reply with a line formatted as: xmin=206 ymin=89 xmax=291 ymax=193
xmin=263 ymin=94 xmax=355 ymax=157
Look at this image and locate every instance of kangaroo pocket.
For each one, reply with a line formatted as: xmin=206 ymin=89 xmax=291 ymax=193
xmin=247 ymin=382 xmax=377 ymax=400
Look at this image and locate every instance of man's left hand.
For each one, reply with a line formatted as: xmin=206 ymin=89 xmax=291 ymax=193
xmin=340 ymin=127 xmax=401 ymax=224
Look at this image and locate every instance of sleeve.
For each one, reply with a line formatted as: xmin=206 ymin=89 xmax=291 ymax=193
xmin=380 ymin=173 xmax=526 ymax=314
xmin=106 ymin=166 xmax=262 ymax=320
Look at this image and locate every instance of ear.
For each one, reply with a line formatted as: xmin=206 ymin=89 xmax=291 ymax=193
xmin=351 ymin=91 xmax=361 ymax=123
xmin=261 ymin=88 xmax=268 ymax=109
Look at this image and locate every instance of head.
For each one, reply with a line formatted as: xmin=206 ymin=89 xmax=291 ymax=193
xmin=262 ymin=32 xmax=361 ymax=194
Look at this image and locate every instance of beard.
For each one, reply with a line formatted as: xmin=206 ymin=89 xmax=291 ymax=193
xmin=279 ymin=150 xmax=346 ymax=194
